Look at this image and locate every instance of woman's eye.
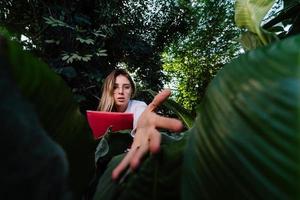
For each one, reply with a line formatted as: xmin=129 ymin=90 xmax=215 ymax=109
xmin=124 ymin=86 xmax=131 ymax=89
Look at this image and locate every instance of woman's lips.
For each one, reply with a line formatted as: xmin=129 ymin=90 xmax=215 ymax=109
xmin=117 ymin=97 xmax=125 ymax=102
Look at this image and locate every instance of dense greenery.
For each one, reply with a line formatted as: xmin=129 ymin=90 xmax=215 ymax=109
xmin=0 ymin=0 xmax=197 ymax=111
xmin=162 ymin=0 xmax=300 ymax=112
xmin=96 ymin=0 xmax=300 ymax=199
xmin=163 ymin=1 xmax=241 ymax=111
xmin=0 ymin=35 xmax=96 ymax=199
xmin=1 ymin=0 xmax=299 ymax=113
xmin=1 ymin=0 xmax=300 ymax=200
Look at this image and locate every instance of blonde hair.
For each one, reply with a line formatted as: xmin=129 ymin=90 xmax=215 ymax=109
xmin=97 ymin=69 xmax=136 ymax=111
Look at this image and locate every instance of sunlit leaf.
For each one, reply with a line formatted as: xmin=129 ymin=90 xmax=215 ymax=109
xmin=235 ymin=0 xmax=276 ymax=44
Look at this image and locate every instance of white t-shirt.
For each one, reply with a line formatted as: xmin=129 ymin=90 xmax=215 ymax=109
xmin=125 ymin=100 xmax=147 ymax=129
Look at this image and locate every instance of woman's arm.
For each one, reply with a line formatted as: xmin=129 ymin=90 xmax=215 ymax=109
xmin=112 ymin=89 xmax=183 ymax=180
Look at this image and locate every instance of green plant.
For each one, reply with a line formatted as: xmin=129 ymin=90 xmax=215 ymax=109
xmin=0 ymin=34 xmax=96 ymax=199
xmin=93 ymin=1 xmax=300 ymax=199
xmin=1 ymin=0 xmax=299 ymax=199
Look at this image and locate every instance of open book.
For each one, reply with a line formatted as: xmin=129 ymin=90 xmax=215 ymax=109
xmin=86 ymin=110 xmax=133 ymax=139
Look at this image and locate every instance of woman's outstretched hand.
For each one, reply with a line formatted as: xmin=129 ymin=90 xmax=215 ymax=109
xmin=112 ymin=89 xmax=184 ymax=180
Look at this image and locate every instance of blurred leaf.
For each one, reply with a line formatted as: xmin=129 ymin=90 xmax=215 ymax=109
xmin=182 ymin=35 xmax=300 ymax=199
xmin=239 ymin=31 xmax=264 ymax=51
xmin=2 ymin=35 xmax=95 ymax=199
xmin=0 ymin=46 xmax=71 ymax=200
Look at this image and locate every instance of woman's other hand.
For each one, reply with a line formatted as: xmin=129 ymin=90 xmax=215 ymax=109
xmin=112 ymin=89 xmax=184 ymax=180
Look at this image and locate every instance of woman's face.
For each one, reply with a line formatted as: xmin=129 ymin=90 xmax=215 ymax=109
xmin=113 ymin=74 xmax=133 ymax=112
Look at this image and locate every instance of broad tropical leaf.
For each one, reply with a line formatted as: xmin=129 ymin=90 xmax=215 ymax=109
xmin=1 ymin=35 xmax=96 ymax=199
xmin=0 ymin=52 xmax=71 ymax=200
xmin=235 ymin=0 xmax=275 ymax=44
xmin=93 ymin=133 xmax=188 ymax=200
xmin=182 ymin=35 xmax=300 ymax=199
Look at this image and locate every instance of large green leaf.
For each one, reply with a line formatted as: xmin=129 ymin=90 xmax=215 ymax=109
xmin=93 ymin=133 xmax=188 ymax=200
xmin=182 ymin=35 xmax=300 ymax=199
xmin=1 ymin=35 xmax=96 ymax=199
xmin=0 ymin=53 xmax=70 ymax=199
xmin=235 ymin=0 xmax=275 ymax=44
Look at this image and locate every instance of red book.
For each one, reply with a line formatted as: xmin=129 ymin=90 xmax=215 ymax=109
xmin=86 ymin=110 xmax=133 ymax=139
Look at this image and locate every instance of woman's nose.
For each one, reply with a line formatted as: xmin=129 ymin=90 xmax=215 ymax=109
xmin=118 ymin=87 xmax=124 ymax=94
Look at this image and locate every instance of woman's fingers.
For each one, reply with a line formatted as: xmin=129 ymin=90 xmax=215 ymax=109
xmin=148 ymin=129 xmax=161 ymax=153
xmin=154 ymin=115 xmax=184 ymax=132
xmin=112 ymin=128 xmax=162 ymax=180
xmin=130 ymin=139 xmax=149 ymax=169
xmin=112 ymin=147 xmax=136 ymax=180
xmin=112 ymin=89 xmax=184 ymax=181
xmin=147 ymin=89 xmax=171 ymax=112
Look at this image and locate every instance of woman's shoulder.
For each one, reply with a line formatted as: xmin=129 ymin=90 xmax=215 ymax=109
xmin=126 ymin=100 xmax=147 ymax=113
xmin=129 ymin=100 xmax=147 ymax=106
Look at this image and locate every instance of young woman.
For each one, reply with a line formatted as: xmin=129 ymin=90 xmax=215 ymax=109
xmin=97 ymin=70 xmax=183 ymax=180
xmin=97 ymin=69 xmax=147 ymax=130
xmin=85 ymin=70 xmax=183 ymax=199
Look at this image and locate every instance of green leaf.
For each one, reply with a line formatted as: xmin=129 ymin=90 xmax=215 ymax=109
xmin=82 ymin=54 xmax=92 ymax=62
xmin=43 ymin=16 xmax=73 ymax=29
xmin=94 ymin=133 xmax=188 ymax=200
xmin=147 ymin=89 xmax=195 ymax=129
xmin=93 ymin=154 xmax=125 ymax=200
xmin=182 ymin=35 xmax=300 ymax=199
xmin=76 ymin=37 xmax=95 ymax=45
xmin=96 ymin=49 xmax=108 ymax=57
xmin=239 ymin=31 xmax=264 ymax=51
xmin=61 ymin=54 xmax=70 ymax=61
xmin=2 ymin=35 xmax=96 ymax=198
xmin=0 ymin=50 xmax=71 ymax=200
xmin=235 ymin=0 xmax=276 ymax=44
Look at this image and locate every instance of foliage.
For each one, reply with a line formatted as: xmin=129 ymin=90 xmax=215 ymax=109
xmin=163 ymin=0 xmax=241 ymax=112
xmin=0 ymin=35 xmax=96 ymax=199
xmin=182 ymin=33 xmax=300 ymax=200
xmin=236 ymin=0 xmax=300 ymax=50
xmin=0 ymin=0 xmax=196 ymax=112
xmin=92 ymin=25 xmax=300 ymax=200
xmin=0 ymin=56 xmax=71 ymax=200
xmin=235 ymin=0 xmax=277 ymax=46
xmin=95 ymin=1 xmax=300 ymax=199
xmin=1 ymin=1 xmax=300 ymax=200
xmin=93 ymin=133 xmax=188 ymax=200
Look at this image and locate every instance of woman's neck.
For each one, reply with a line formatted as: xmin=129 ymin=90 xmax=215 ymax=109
xmin=115 ymin=105 xmax=127 ymax=112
